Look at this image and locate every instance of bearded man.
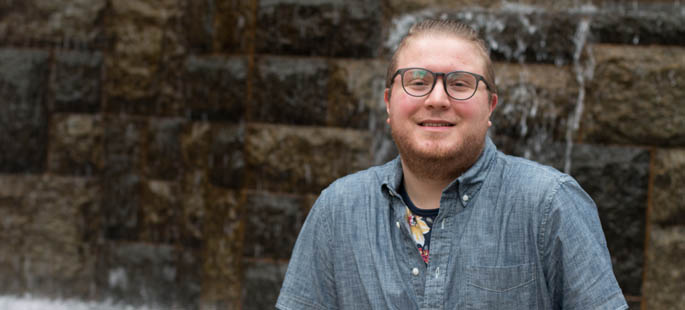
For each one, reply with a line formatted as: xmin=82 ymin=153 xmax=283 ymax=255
xmin=276 ymin=19 xmax=628 ymax=310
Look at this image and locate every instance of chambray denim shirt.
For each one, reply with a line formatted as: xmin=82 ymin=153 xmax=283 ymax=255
xmin=276 ymin=137 xmax=628 ymax=310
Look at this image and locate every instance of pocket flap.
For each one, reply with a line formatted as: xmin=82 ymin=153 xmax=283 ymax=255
xmin=467 ymin=263 xmax=535 ymax=292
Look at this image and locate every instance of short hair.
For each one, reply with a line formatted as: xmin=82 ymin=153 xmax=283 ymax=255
xmin=385 ymin=19 xmax=497 ymax=95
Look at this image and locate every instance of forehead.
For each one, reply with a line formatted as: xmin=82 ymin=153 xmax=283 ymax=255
xmin=396 ymin=34 xmax=486 ymax=74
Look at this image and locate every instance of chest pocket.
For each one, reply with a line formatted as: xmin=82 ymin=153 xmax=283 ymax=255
xmin=466 ymin=263 xmax=536 ymax=309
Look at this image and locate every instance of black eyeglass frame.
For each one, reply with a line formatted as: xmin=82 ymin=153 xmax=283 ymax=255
xmin=390 ymin=67 xmax=492 ymax=101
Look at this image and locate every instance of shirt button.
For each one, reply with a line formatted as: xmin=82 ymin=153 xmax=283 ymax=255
xmin=396 ymin=221 xmax=400 ymax=228
xmin=412 ymin=268 xmax=419 ymax=276
xmin=462 ymin=194 xmax=469 ymax=202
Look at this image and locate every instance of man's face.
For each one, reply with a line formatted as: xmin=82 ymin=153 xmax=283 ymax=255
xmin=384 ymin=34 xmax=498 ymax=166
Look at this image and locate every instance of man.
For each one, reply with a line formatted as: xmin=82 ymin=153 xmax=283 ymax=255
xmin=276 ymin=19 xmax=627 ymax=309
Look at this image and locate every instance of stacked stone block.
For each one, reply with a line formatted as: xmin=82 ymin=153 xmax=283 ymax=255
xmin=0 ymin=0 xmax=682 ymax=309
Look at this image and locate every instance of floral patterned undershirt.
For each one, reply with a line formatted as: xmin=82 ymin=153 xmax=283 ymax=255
xmin=399 ymin=181 xmax=439 ymax=264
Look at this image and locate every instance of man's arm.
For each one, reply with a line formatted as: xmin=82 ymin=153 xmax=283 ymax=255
xmin=276 ymin=192 xmax=337 ymax=310
xmin=539 ymin=176 xmax=628 ymax=310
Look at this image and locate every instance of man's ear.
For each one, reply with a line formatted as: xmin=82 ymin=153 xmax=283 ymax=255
xmin=489 ymin=93 xmax=498 ymax=113
xmin=488 ymin=93 xmax=498 ymax=127
xmin=384 ymin=88 xmax=391 ymax=124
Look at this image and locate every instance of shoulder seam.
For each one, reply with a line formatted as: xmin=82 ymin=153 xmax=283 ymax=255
xmin=536 ymin=175 xmax=573 ymax=260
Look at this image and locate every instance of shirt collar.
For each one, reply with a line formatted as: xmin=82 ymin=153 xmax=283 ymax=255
xmin=379 ymin=135 xmax=498 ymax=206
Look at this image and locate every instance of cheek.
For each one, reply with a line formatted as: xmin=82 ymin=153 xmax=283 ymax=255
xmin=454 ymin=102 xmax=491 ymax=121
xmin=390 ymin=97 xmax=422 ymax=118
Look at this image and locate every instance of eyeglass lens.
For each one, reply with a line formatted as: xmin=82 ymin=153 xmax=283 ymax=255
xmin=402 ymin=68 xmax=479 ymax=100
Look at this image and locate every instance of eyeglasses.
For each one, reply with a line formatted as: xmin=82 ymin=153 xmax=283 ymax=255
xmin=391 ymin=68 xmax=491 ymax=100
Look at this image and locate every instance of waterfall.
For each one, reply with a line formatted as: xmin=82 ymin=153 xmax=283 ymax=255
xmin=564 ymin=17 xmax=594 ymax=174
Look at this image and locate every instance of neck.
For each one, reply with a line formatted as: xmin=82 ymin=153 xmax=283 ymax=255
xmin=400 ymin=158 xmax=458 ymax=210
xmin=399 ymin=142 xmax=485 ymax=210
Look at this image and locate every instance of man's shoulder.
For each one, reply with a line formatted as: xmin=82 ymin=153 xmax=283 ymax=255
xmin=495 ymin=151 xmax=569 ymax=182
xmin=491 ymin=152 xmax=579 ymax=200
xmin=313 ymin=160 xmax=398 ymax=211
xmin=324 ymin=161 xmax=392 ymax=195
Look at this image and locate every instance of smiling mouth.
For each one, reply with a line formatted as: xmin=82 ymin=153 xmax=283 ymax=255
xmin=419 ymin=122 xmax=454 ymax=127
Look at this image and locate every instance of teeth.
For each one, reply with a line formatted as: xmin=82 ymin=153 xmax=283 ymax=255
xmin=422 ymin=123 xmax=452 ymax=127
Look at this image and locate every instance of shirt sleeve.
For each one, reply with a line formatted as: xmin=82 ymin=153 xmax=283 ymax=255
xmin=539 ymin=176 xmax=629 ymax=310
xmin=276 ymin=190 xmax=338 ymax=310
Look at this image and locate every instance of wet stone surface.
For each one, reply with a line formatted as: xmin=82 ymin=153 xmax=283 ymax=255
xmin=0 ymin=49 xmax=50 ymax=174
xmin=251 ymin=56 xmax=330 ymax=126
xmin=95 ymin=242 xmax=200 ymax=308
xmin=245 ymin=123 xmax=372 ymax=194
xmin=0 ymin=0 xmax=107 ymax=48
xmin=52 ymin=51 xmax=103 ymax=113
xmin=104 ymin=0 xmax=184 ymax=114
xmin=490 ymin=62 xmax=577 ymax=166
xmin=643 ymin=226 xmax=685 ymax=309
xmin=243 ymin=191 xmax=313 ymax=260
xmin=0 ymin=175 xmax=101 ymax=299
xmin=48 ymin=114 xmax=103 ymax=176
xmin=242 ymin=260 xmax=289 ymax=310
xmin=184 ymin=55 xmax=247 ymax=122
xmin=101 ymin=116 xmax=146 ymax=240
xmin=256 ymin=0 xmax=382 ymax=57
xmin=145 ymin=117 xmax=185 ymax=181
xmin=651 ymin=148 xmax=685 ymax=227
xmin=584 ymin=44 xmax=685 ymax=146
xmin=386 ymin=6 xmax=685 ymax=63
xmin=208 ymin=123 xmax=245 ymax=189
xmin=570 ymin=143 xmax=650 ymax=296
xmin=200 ymin=186 xmax=244 ymax=309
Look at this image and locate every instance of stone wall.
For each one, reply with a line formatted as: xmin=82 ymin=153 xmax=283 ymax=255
xmin=0 ymin=0 xmax=682 ymax=309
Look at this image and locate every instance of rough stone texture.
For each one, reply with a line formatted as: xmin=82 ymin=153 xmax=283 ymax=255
xmin=570 ymin=144 xmax=650 ymax=297
xmin=329 ymin=59 xmax=386 ymax=129
xmin=48 ymin=113 xmax=104 ymax=176
xmin=0 ymin=0 xmax=107 ymax=48
xmin=384 ymin=0 xmax=683 ymax=13
xmin=104 ymin=0 xmax=183 ymax=114
xmin=208 ymin=123 xmax=245 ymax=189
xmin=182 ymin=0 xmax=214 ymax=53
xmin=181 ymin=122 xmax=213 ymax=170
xmin=591 ymin=7 xmax=685 ymax=46
xmin=384 ymin=5 xmax=685 ymax=62
xmin=155 ymin=1 xmax=189 ymax=117
xmin=246 ymin=123 xmax=372 ymax=194
xmin=145 ymin=117 xmax=185 ymax=180
xmin=651 ymin=148 xmax=685 ymax=227
xmin=96 ymin=242 xmax=200 ymax=308
xmin=384 ymin=8 xmax=583 ymax=64
xmin=178 ymin=121 xmax=245 ymax=189
xmin=490 ymin=62 xmax=577 ymax=167
xmin=329 ymin=59 xmax=397 ymax=164
xmin=251 ymin=56 xmax=329 ymax=126
xmin=583 ymin=44 xmax=685 ymax=146
xmin=139 ymin=180 xmax=182 ymax=244
xmin=0 ymin=174 xmax=100 ymax=299
xmin=256 ymin=0 xmax=382 ymax=57
xmin=243 ymin=191 xmax=311 ymax=260
xmin=200 ymin=186 xmax=244 ymax=309
xmin=253 ymin=57 xmax=385 ymax=129
xmin=0 ymin=48 xmax=50 ymax=174
xmin=102 ymin=115 xmax=146 ymax=240
xmin=214 ymin=0 xmax=254 ymax=53
xmin=643 ymin=226 xmax=685 ymax=309
xmin=184 ymin=55 xmax=246 ymax=122
xmin=242 ymin=260 xmax=289 ymax=310
xmin=51 ymin=51 xmax=102 ymax=113
xmin=183 ymin=0 xmax=254 ymax=54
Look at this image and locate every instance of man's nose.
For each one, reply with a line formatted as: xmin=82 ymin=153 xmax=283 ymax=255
xmin=424 ymin=77 xmax=450 ymax=109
